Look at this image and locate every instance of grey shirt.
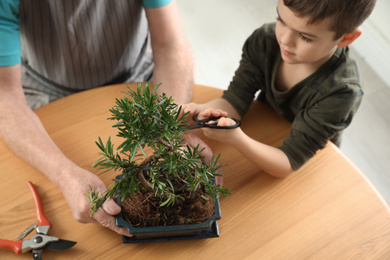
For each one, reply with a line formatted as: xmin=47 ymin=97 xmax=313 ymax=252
xmin=19 ymin=0 xmax=154 ymax=109
xmin=222 ymin=23 xmax=363 ymax=170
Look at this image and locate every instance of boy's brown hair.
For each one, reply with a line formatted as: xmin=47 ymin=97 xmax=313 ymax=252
xmin=283 ymin=0 xmax=376 ymax=39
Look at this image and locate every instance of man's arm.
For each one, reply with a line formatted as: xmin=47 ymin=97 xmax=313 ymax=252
xmin=0 ymin=64 xmax=131 ymax=236
xmin=145 ymin=0 xmax=193 ymax=104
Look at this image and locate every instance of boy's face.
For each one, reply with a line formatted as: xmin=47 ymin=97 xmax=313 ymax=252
xmin=275 ymin=0 xmax=344 ymax=68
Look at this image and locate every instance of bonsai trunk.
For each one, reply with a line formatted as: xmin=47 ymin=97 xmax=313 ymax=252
xmin=136 ymin=154 xmax=159 ymax=192
xmin=136 ymin=138 xmax=173 ymax=192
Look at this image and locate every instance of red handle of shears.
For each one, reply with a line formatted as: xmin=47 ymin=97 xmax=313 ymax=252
xmin=0 ymin=239 xmax=22 ymax=254
xmin=28 ymin=181 xmax=51 ymax=227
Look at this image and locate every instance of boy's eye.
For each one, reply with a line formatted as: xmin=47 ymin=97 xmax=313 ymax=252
xmin=300 ymin=34 xmax=312 ymax=42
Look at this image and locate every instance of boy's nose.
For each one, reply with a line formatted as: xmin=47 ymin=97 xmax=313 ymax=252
xmin=280 ymin=28 xmax=295 ymax=47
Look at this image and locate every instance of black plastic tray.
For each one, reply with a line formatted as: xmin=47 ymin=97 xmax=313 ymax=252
xmin=122 ymin=221 xmax=219 ymax=243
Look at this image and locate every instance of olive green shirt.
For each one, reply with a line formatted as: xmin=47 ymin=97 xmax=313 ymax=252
xmin=222 ymin=23 xmax=363 ymax=170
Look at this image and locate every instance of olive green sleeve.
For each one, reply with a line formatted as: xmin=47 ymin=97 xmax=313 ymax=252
xmin=222 ymin=26 xmax=270 ymax=117
xmin=279 ymin=82 xmax=363 ymax=170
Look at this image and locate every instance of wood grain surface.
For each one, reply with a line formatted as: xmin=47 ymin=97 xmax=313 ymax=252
xmin=1 ymin=83 xmax=389 ymax=259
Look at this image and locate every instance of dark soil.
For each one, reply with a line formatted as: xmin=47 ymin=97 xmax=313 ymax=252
xmin=121 ymin=187 xmax=215 ymax=227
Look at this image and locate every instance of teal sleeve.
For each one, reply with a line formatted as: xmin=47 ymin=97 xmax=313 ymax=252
xmin=142 ymin=0 xmax=173 ymax=8
xmin=0 ymin=0 xmax=21 ymax=66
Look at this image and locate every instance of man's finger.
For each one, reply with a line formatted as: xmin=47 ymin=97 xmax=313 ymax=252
xmin=93 ymin=208 xmax=132 ymax=237
xmin=102 ymin=198 xmax=121 ymax=215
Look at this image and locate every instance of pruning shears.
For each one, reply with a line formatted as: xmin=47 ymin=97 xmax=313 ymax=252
xmin=187 ymin=113 xmax=241 ymax=130
xmin=0 ymin=181 xmax=76 ymax=259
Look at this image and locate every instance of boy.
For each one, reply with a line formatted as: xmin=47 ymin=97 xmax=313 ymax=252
xmin=183 ymin=0 xmax=376 ymax=178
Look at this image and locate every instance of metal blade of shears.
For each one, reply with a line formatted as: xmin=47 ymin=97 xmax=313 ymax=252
xmin=45 ymin=239 xmax=77 ymax=251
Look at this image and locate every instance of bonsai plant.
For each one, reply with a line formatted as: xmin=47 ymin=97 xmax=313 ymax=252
xmin=86 ymin=82 xmax=230 ymax=241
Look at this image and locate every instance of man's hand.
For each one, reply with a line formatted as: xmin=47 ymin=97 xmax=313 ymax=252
xmin=57 ymin=163 xmax=132 ymax=237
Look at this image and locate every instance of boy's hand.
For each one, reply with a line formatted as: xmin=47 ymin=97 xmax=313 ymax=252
xmin=181 ymin=103 xmax=201 ymax=118
xmin=198 ymin=108 xmax=242 ymax=147
xmin=197 ymin=108 xmax=228 ymax=120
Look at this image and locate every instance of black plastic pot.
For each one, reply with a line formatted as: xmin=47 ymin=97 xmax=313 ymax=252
xmin=115 ymin=192 xmax=221 ymax=243
xmin=114 ymin=169 xmax=222 ymax=243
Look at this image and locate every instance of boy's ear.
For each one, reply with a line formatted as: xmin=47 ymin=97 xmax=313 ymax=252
xmin=337 ymin=27 xmax=362 ymax=48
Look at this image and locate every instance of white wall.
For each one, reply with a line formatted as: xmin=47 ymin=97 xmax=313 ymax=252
xmin=177 ymin=0 xmax=277 ymax=89
xmin=352 ymin=0 xmax=390 ymax=88
xmin=178 ymin=0 xmax=390 ymax=90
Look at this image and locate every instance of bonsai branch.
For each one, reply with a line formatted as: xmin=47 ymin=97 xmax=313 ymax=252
xmin=157 ymin=139 xmax=172 ymax=152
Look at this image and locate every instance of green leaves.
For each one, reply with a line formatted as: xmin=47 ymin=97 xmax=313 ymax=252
xmin=92 ymin=136 xmax=133 ymax=174
xmin=88 ymin=82 xmax=230 ymax=216
xmin=84 ymin=187 xmax=107 ymax=217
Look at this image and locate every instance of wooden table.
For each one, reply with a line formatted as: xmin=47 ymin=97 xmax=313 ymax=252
xmin=1 ymin=83 xmax=390 ymax=259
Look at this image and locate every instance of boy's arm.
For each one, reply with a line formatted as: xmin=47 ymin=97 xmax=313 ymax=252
xmin=230 ymin=130 xmax=294 ymax=178
xmin=202 ymin=116 xmax=294 ymax=178
xmin=187 ymin=99 xmax=294 ymax=178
